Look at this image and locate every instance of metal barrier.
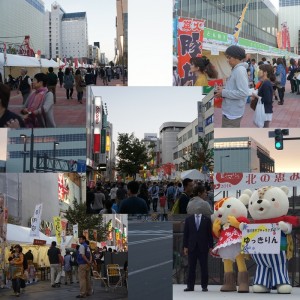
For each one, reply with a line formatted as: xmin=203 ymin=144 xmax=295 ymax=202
xmin=173 ymin=221 xmax=300 ymax=287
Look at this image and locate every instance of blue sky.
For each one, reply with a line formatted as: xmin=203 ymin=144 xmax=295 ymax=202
xmin=43 ymin=0 xmax=116 ymax=61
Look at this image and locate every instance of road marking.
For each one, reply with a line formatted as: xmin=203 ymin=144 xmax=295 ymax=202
xmin=128 ymin=235 xmax=172 ymax=245
xmin=129 ymin=230 xmax=172 ymax=234
xmin=129 ymin=260 xmax=173 ymax=276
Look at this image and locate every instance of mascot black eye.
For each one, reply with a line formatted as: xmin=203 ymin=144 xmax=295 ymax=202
xmin=227 ymin=205 xmax=231 ymax=208
xmin=272 ymin=198 xmax=275 ymax=202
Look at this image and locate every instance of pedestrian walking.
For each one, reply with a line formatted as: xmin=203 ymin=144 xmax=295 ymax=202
xmin=63 ymin=68 xmax=74 ymax=99
xmin=150 ymin=182 xmax=159 ymax=212
xmin=58 ymin=68 xmax=64 ymax=88
xmin=77 ymin=236 xmax=93 ymax=298
xmin=47 ymin=241 xmax=62 ymax=288
xmin=84 ymin=68 xmax=94 ymax=86
xmin=251 ymin=64 xmax=275 ymax=128
xmin=215 ymin=45 xmax=249 ymax=128
xmin=287 ymin=58 xmax=297 ymax=93
xmin=17 ymin=68 xmax=31 ymax=104
xmin=75 ymin=69 xmax=84 ymax=104
xmin=46 ymin=67 xmax=58 ymax=104
xmin=64 ymin=251 xmax=73 ymax=285
xmin=9 ymin=244 xmax=24 ymax=297
xmin=275 ymin=58 xmax=286 ymax=105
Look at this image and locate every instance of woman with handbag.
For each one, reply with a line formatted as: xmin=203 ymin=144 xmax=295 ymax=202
xmin=75 ymin=69 xmax=84 ymax=104
xmin=275 ymin=58 xmax=286 ymax=105
xmin=251 ymin=64 xmax=275 ymax=128
xmin=287 ymin=58 xmax=297 ymax=93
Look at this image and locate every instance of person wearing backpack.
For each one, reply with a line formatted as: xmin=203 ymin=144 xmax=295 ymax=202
xmin=47 ymin=241 xmax=62 ymax=288
xmin=77 ymin=236 xmax=93 ymax=298
xmin=64 ymin=250 xmax=73 ymax=285
xmin=63 ymin=68 xmax=74 ymax=100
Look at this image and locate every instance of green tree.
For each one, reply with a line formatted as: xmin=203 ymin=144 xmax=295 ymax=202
xmin=117 ymin=133 xmax=149 ymax=180
xmin=182 ymin=137 xmax=214 ymax=171
xmin=64 ymin=200 xmax=108 ymax=242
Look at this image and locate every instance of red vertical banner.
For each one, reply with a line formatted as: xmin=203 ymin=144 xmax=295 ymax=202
xmin=177 ymin=18 xmax=205 ymax=85
xmin=74 ymin=58 xmax=78 ymax=69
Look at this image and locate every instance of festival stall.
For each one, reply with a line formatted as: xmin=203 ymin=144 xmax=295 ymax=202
xmin=0 ymin=53 xmax=59 ymax=79
xmin=180 ymin=169 xmax=206 ymax=181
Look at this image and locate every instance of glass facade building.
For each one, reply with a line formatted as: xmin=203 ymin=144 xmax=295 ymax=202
xmin=176 ymin=0 xmax=278 ymax=47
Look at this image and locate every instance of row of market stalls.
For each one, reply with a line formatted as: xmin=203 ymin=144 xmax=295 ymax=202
xmin=0 ymin=53 xmax=94 ymax=79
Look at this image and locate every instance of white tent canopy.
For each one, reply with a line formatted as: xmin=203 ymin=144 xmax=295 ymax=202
xmin=7 ymin=223 xmax=53 ymax=245
xmin=181 ymin=169 xmax=205 ymax=180
xmin=0 ymin=53 xmax=59 ymax=68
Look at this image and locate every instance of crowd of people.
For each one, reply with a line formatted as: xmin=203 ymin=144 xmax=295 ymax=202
xmin=0 ymin=64 xmax=127 ymax=128
xmin=86 ymin=179 xmax=214 ymax=219
xmin=3 ymin=238 xmax=126 ymax=298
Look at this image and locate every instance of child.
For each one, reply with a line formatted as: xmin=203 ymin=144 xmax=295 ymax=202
xmin=159 ymin=192 xmax=168 ymax=221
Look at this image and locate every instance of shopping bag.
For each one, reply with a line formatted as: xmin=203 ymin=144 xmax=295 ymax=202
xmin=253 ymin=98 xmax=265 ymax=128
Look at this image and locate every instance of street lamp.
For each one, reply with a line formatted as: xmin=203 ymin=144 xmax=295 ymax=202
xmin=20 ymin=134 xmax=27 ymax=172
xmin=120 ymin=35 xmax=125 ymax=85
xmin=53 ymin=142 xmax=59 ymax=170
xmin=220 ymin=155 xmax=230 ymax=173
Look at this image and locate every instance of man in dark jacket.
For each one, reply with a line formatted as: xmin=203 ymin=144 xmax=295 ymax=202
xmin=183 ymin=214 xmax=213 ymax=292
xmin=47 ymin=67 xmax=58 ymax=103
xmin=179 ymin=178 xmax=194 ymax=214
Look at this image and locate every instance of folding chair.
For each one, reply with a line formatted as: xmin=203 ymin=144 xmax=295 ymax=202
xmin=92 ymin=270 xmax=108 ymax=291
xmin=106 ymin=264 xmax=122 ymax=290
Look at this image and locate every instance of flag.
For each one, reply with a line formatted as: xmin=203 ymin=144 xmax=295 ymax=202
xmin=53 ymin=216 xmax=62 ymax=245
xmin=3 ymin=42 xmax=7 ymax=66
xmin=30 ymin=204 xmax=43 ymax=237
xmin=232 ymin=1 xmax=249 ymax=45
xmin=73 ymin=224 xmax=78 ymax=239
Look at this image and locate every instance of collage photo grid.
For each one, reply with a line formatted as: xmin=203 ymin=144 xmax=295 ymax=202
xmin=1 ymin=1 xmax=300 ymax=300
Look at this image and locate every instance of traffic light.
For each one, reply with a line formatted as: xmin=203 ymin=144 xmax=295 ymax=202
xmin=274 ymin=129 xmax=283 ymax=150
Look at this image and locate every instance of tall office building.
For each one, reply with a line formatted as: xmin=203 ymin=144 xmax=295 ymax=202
xmin=214 ymin=137 xmax=275 ymax=173
xmin=44 ymin=2 xmax=88 ymax=59
xmin=116 ymin=0 xmax=128 ymax=65
xmin=0 ymin=0 xmax=45 ymax=54
xmin=159 ymin=122 xmax=189 ymax=165
xmin=6 ymin=128 xmax=86 ymax=173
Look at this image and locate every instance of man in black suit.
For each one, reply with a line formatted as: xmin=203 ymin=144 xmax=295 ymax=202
xmin=183 ymin=214 xmax=213 ymax=292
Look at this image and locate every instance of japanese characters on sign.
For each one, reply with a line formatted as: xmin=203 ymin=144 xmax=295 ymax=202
xmin=177 ymin=17 xmax=205 ymax=85
xmin=241 ymin=223 xmax=281 ymax=254
xmin=30 ymin=204 xmax=43 ymax=237
xmin=214 ymin=173 xmax=300 ymax=191
xmin=53 ymin=216 xmax=62 ymax=245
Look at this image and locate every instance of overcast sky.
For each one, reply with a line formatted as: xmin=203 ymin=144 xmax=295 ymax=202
xmin=215 ymin=128 xmax=300 ymax=173
xmin=43 ymin=0 xmax=116 ymax=61
xmin=91 ymin=86 xmax=203 ymax=145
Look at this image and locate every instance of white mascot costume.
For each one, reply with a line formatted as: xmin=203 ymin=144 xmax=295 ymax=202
xmin=240 ymin=186 xmax=299 ymax=294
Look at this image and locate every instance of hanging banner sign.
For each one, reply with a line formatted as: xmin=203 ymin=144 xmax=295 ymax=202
xmin=53 ymin=216 xmax=62 ymax=245
xmin=177 ymin=17 xmax=205 ymax=85
xmin=214 ymin=173 xmax=300 ymax=192
xmin=30 ymin=204 xmax=43 ymax=237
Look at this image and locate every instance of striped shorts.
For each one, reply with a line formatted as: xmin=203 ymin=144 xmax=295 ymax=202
xmin=252 ymin=251 xmax=290 ymax=289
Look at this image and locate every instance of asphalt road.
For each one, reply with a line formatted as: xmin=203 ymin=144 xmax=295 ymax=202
xmin=0 ymin=279 xmax=127 ymax=300
xmin=128 ymin=221 xmax=173 ymax=300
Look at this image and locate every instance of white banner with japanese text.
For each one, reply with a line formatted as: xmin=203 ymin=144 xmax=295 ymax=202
xmin=30 ymin=204 xmax=43 ymax=237
xmin=241 ymin=223 xmax=281 ymax=254
xmin=214 ymin=173 xmax=300 ymax=191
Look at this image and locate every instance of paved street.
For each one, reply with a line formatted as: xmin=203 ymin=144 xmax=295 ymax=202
xmin=173 ymin=284 xmax=300 ymax=300
xmin=214 ymin=84 xmax=300 ymax=128
xmin=7 ymin=76 xmax=126 ymax=128
xmin=0 ymin=279 xmax=127 ymax=300
xmin=128 ymin=221 xmax=173 ymax=300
